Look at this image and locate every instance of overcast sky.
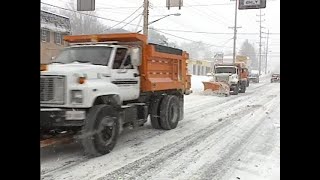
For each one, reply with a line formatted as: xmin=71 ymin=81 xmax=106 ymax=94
xmin=41 ymin=0 xmax=280 ymax=72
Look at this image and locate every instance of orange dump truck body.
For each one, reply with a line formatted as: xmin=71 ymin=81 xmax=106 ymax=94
xmin=234 ymin=62 xmax=249 ymax=80
xmin=64 ymin=33 xmax=191 ymax=94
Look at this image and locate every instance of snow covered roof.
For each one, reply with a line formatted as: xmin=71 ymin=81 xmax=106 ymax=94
xmin=41 ymin=10 xmax=71 ymax=33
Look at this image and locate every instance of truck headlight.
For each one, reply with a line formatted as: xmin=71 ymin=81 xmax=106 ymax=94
xmin=71 ymin=90 xmax=83 ymax=104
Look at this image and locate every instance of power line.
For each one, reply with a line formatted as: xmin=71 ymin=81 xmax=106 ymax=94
xmin=41 ymin=2 xmax=280 ymax=36
xmin=188 ymin=0 xmax=234 ymax=24
xmin=41 ymin=2 xmax=141 ymax=27
xmin=95 ymin=3 xmax=234 ymax=10
xmin=102 ymin=5 xmax=142 ymax=31
xmin=41 ymin=2 xmax=239 ymax=49
xmin=41 ymin=2 xmax=277 ymax=51
xmin=119 ymin=13 xmax=142 ymax=29
xmin=184 ymin=1 xmax=231 ymax=27
xmin=135 ymin=13 xmax=143 ymax=32
xmin=152 ymin=28 xmax=234 ymax=48
xmin=154 ymin=28 xmax=280 ymax=35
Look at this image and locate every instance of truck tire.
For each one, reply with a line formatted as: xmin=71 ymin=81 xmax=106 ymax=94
xmin=179 ymin=95 xmax=184 ymax=121
xmin=230 ymin=84 xmax=239 ymax=95
xmin=150 ymin=96 xmax=163 ymax=129
xmin=80 ymin=105 xmax=120 ymax=157
xmin=159 ymin=95 xmax=180 ymax=130
xmin=239 ymin=82 xmax=246 ymax=93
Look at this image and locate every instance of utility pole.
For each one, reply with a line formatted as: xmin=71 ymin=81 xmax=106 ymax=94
xmin=232 ymin=0 xmax=238 ymax=63
xmin=265 ymin=29 xmax=270 ymax=74
xmin=143 ymin=0 xmax=149 ymax=37
xmin=257 ymin=9 xmax=265 ymax=75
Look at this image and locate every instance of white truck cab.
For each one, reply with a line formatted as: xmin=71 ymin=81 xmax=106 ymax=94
xmin=41 ymin=44 xmax=141 ymax=109
xmin=214 ymin=65 xmax=239 ymax=85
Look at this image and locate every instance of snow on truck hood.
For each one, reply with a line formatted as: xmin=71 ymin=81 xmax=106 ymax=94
xmin=41 ymin=63 xmax=111 ymax=78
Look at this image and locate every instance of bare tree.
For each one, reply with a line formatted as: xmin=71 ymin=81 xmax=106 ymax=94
xmin=58 ymin=0 xmax=108 ymax=35
xmin=148 ymin=28 xmax=169 ymax=45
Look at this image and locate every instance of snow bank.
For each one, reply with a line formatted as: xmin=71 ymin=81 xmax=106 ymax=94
xmin=191 ymin=75 xmax=212 ymax=93
xmin=191 ymin=75 xmax=230 ymax=96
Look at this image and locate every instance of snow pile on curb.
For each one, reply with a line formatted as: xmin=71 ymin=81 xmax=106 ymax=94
xmin=191 ymin=75 xmax=212 ymax=93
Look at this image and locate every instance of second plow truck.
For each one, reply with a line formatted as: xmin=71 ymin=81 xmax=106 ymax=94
xmin=40 ymin=33 xmax=191 ymax=156
xmin=203 ymin=62 xmax=249 ymax=95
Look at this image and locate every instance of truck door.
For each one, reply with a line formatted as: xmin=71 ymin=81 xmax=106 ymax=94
xmin=111 ymin=48 xmax=140 ymax=101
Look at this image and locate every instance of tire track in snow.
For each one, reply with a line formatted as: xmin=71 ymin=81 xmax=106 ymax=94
xmin=41 ymin=82 xmax=277 ymax=179
xmin=197 ymin=100 xmax=279 ymax=180
xmin=155 ymin=93 xmax=279 ymax=180
xmin=184 ymin=81 xmax=268 ymax=113
xmin=95 ymin=91 xmax=279 ymax=180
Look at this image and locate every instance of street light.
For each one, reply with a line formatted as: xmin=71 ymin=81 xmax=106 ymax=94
xmin=148 ymin=13 xmax=181 ymax=25
xmin=137 ymin=13 xmax=181 ymax=33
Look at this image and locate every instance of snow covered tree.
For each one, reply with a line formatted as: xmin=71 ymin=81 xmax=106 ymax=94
xmin=179 ymin=41 xmax=214 ymax=60
xmin=239 ymin=40 xmax=258 ymax=70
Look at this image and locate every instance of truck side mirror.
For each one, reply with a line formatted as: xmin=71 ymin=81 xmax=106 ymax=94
xmin=130 ymin=47 xmax=141 ymax=66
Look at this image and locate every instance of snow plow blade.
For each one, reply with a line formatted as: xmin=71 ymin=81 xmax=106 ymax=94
xmin=40 ymin=134 xmax=74 ymax=148
xmin=202 ymin=81 xmax=230 ymax=96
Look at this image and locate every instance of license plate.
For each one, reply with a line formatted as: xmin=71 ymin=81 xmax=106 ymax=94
xmin=65 ymin=111 xmax=86 ymax=120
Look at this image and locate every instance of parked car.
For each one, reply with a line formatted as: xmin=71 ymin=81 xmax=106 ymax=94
xmin=271 ymin=73 xmax=280 ymax=83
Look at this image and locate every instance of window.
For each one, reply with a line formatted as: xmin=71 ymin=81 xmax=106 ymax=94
xmin=54 ymin=32 xmax=62 ymax=44
xmin=206 ymin=67 xmax=210 ymax=74
xmin=215 ymin=67 xmax=236 ymax=74
xmin=41 ymin=29 xmax=50 ymax=42
xmin=123 ymin=55 xmax=133 ymax=69
xmin=193 ymin=66 xmax=195 ymax=75
xmin=113 ymin=48 xmax=131 ymax=69
xmin=53 ymin=46 xmax=112 ymax=65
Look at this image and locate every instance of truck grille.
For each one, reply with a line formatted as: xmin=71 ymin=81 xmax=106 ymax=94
xmin=216 ymin=76 xmax=229 ymax=83
xmin=40 ymin=76 xmax=65 ymax=104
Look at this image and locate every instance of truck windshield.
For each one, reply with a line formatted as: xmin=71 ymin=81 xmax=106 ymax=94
xmin=215 ymin=67 xmax=236 ymax=74
xmin=53 ymin=46 xmax=112 ymax=65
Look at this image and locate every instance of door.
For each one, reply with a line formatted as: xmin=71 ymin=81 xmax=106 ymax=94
xmin=110 ymin=48 xmax=140 ymax=101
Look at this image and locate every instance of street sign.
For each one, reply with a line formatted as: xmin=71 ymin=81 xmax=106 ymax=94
xmin=239 ymin=0 xmax=266 ymax=10
xmin=77 ymin=0 xmax=95 ymax=11
xmin=166 ymin=0 xmax=183 ymax=10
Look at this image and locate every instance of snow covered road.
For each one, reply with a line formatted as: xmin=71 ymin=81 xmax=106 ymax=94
xmin=41 ymin=75 xmax=280 ymax=180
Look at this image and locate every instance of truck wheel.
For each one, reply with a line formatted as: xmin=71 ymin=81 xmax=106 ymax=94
xmin=239 ymin=83 xmax=246 ymax=93
xmin=150 ymin=96 xmax=163 ymax=129
xmin=159 ymin=95 xmax=180 ymax=130
xmin=179 ymin=95 xmax=184 ymax=121
xmin=230 ymin=84 xmax=239 ymax=95
xmin=80 ymin=105 xmax=120 ymax=157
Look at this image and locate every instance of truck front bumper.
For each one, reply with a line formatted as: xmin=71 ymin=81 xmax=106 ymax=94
xmin=40 ymin=108 xmax=86 ymax=128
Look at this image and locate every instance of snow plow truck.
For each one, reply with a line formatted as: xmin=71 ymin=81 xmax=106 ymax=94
xmin=202 ymin=62 xmax=249 ymax=96
xmin=40 ymin=33 xmax=192 ymax=156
